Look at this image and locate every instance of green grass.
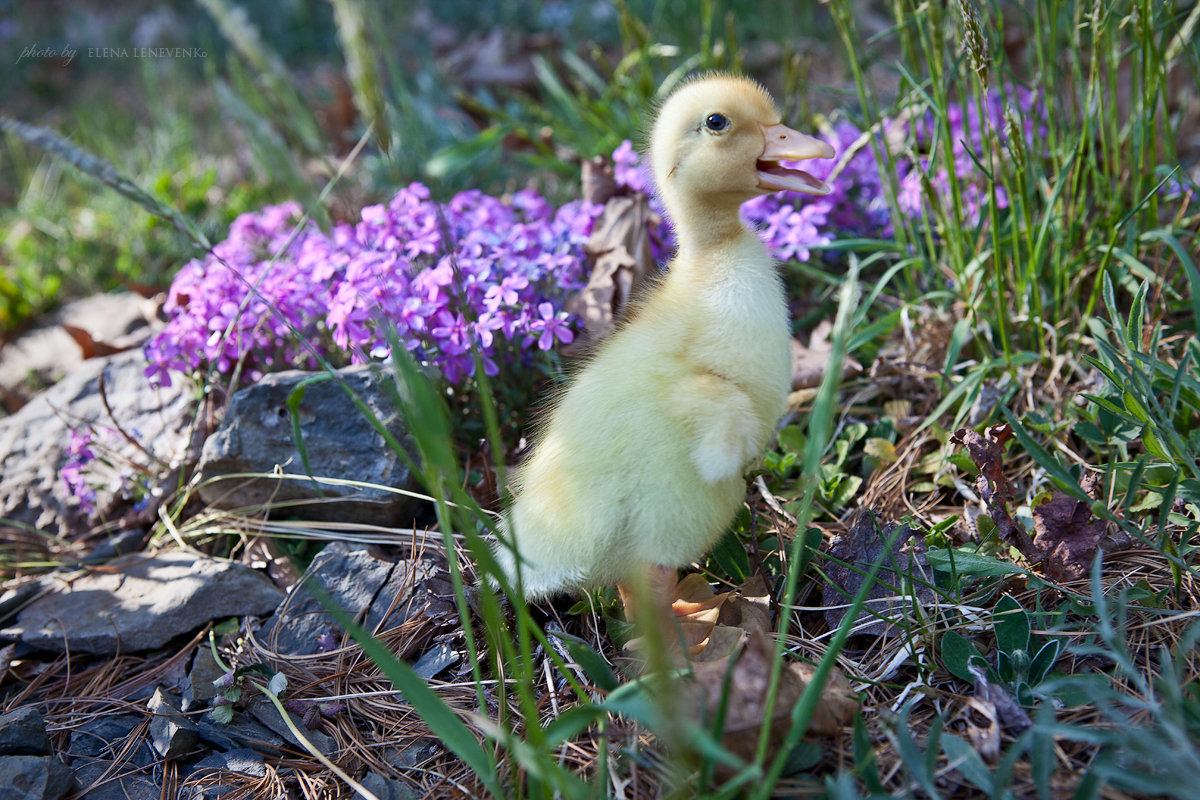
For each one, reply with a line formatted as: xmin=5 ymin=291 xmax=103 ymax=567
xmin=4 ymin=0 xmax=1199 ymax=797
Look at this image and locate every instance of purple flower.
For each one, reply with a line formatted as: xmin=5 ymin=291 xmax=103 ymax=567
xmin=528 ymin=302 xmax=575 ymax=351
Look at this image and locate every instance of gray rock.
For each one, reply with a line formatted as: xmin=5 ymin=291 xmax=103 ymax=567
xmin=0 ymin=584 xmax=41 ymax=626
xmin=384 ymin=739 xmax=439 ymax=771
xmin=66 ymin=715 xmax=153 ymax=767
xmin=0 ymin=348 xmax=192 ymax=537
xmin=72 ymin=760 xmax=160 ymax=800
xmin=185 ymin=748 xmax=266 ymax=799
xmin=245 ymin=697 xmax=335 ymax=759
xmin=0 ymin=707 xmax=50 ymax=756
xmin=0 ymin=292 xmax=156 ymax=412
xmin=195 ymin=711 xmax=284 ymax=756
xmin=359 ymin=772 xmax=418 ymax=800
xmin=2 ymin=551 xmax=283 ymax=654
xmin=260 ymin=541 xmax=446 ymax=657
xmin=412 ymin=643 xmax=460 ymax=680
xmin=147 ymin=688 xmax=198 ymax=759
xmin=183 ymin=646 xmax=226 ymax=711
xmin=194 ymin=365 xmax=420 ymax=525
xmin=0 ymin=755 xmax=75 ymax=800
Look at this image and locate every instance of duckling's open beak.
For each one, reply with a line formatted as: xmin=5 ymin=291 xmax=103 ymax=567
xmin=756 ymin=123 xmax=835 ymax=195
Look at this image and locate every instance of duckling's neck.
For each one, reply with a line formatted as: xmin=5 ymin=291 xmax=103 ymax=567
xmin=664 ymin=193 xmax=755 ymax=260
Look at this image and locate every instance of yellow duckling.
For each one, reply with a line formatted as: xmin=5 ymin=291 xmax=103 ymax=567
xmin=494 ymin=74 xmax=834 ymax=609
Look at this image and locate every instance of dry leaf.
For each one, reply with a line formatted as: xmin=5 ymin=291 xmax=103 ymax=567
xmin=951 ymin=425 xmax=1039 ymax=558
xmin=1032 ymin=474 xmax=1119 ymax=580
xmin=791 ymin=320 xmax=863 ymax=390
xmin=626 ymin=575 xmax=774 ymax=663
xmin=686 ymin=630 xmax=856 ymax=768
xmin=563 ymin=192 xmax=657 ymax=349
xmin=967 ymin=661 xmax=1031 ymax=736
xmin=822 ymin=511 xmax=934 ymax=638
xmin=60 ymin=324 xmax=132 ymax=359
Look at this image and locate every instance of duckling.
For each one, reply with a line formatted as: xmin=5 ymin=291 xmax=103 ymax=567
xmin=494 ymin=74 xmax=834 ymax=610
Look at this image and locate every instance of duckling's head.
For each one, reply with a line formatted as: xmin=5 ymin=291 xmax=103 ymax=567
xmin=650 ymin=74 xmax=834 ymax=222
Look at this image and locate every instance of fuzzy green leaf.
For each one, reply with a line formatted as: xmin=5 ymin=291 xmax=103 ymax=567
xmin=940 ymin=630 xmax=983 ymax=683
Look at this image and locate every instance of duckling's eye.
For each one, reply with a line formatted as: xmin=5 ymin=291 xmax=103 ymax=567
xmin=704 ymin=113 xmax=730 ymax=133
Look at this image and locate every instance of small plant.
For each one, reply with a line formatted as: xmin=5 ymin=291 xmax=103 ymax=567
xmin=210 ymin=662 xmax=288 ymax=725
xmin=940 ymin=594 xmax=1063 ymax=706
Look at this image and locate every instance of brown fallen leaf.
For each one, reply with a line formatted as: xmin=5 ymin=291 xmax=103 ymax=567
xmin=791 ymin=320 xmax=863 ymax=390
xmin=967 ymin=661 xmax=1032 ymax=736
xmin=563 ymin=190 xmax=657 ymax=350
xmin=1031 ymin=474 xmax=1123 ymax=580
xmin=60 ymin=324 xmax=134 ymax=359
xmin=626 ymin=574 xmax=772 ymax=663
xmin=950 ymin=424 xmax=1039 ymax=559
xmin=686 ymin=630 xmax=857 ymax=768
xmin=822 ymin=510 xmax=934 ymax=639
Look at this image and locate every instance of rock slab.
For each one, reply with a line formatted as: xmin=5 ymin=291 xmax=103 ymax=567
xmin=1 ymin=551 xmax=283 ymax=654
xmin=0 ymin=755 xmax=75 ymax=800
xmin=260 ymin=541 xmax=445 ymax=657
xmin=0 ymin=707 xmax=51 ymax=757
xmin=194 ymin=365 xmax=421 ymax=525
xmin=0 ymin=348 xmax=192 ymax=536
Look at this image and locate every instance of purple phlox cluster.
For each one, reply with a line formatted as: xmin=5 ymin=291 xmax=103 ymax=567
xmin=898 ymin=86 xmax=1045 ymax=225
xmin=326 ymin=184 xmax=598 ymax=384
xmin=144 ymin=201 xmax=331 ymax=387
xmin=61 ymin=427 xmax=98 ymax=513
xmin=146 ymin=185 xmax=601 ymax=390
xmin=60 ymin=425 xmax=155 ymax=515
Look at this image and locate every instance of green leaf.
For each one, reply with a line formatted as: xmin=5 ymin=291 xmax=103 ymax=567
xmin=1028 ymin=638 xmax=1063 ymax=685
xmin=210 ymin=704 xmax=234 ymax=724
xmin=993 ymin=595 xmax=1030 ymax=655
xmin=711 ymin=529 xmax=750 ymax=582
xmin=1002 ymin=408 xmax=1090 ymax=502
xmin=852 ymin=713 xmax=885 ymax=794
xmin=546 ymin=630 xmax=620 ymax=693
xmin=780 ymin=742 xmax=822 ymax=776
xmin=542 ymin=705 xmax=605 ymax=746
xmin=941 ymin=732 xmax=995 ymax=793
xmin=940 ymin=630 xmax=983 ymax=683
xmin=777 ymin=425 xmax=805 ymax=454
xmin=426 ymin=126 xmax=505 ymax=178
xmin=267 ymin=672 xmax=288 ymax=696
xmin=926 ymin=548 xmax=1024 ymax=577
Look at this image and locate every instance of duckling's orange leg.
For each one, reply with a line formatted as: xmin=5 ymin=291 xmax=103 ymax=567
xmin=619 ymin=564 xmax=687 ymax=665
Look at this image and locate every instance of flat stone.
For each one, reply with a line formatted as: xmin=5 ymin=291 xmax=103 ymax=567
xmin=66 ymin=715 xmax=154 ymax=768
xmin=72 ymin=760 xmax=160 ymax=800
xmin=2 ymin=551 xmax=283 ymax=654
xmin=185 ymin=748 xmax=266 ymax=799
xmin=412 ymin=642 xmax=459 ymax=680
xmin=0 ymin=292 xmax=156 ymax=413
xmin=194 ymin=712 xmax=284 ymax=757
xmin=260 ymin=541 xmax=445 ymax=657
xmin=147 ymin=688 xmax=198 ymax=759
xmin=245 ymin=697 xmax=335 ymax=759
xmin=384 ymin=739 xmax=439 ymax=770
xmin=183 ymin=646 xmax=226 ymax=711
xmin=0 ymin=348 xmax=192 ymax=537
xmin=194 ymin=365 xmax=421 ymax=525
xmin=0 ymin=755 xmax=75 ymax=800
xmin=359 ymin=772 xmax=418 ymax=800
xmin=0 ymin=707 xmax=50 ymax=756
